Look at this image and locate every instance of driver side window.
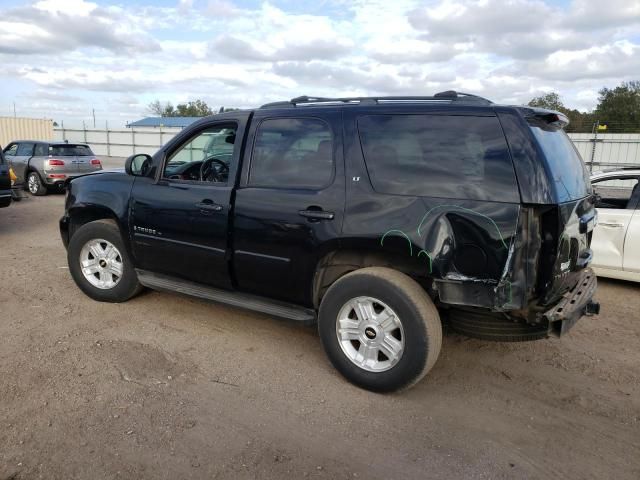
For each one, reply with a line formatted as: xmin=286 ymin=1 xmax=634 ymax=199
xmin=592 ymin=176 xmax=639 ymax=210
xmin=4 ymin=144 xmax=18 ymax=157
xmin=163 ymin=123 xmax=237 ymax=184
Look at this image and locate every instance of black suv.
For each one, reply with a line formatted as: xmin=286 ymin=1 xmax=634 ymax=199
xmin=0 ymin=147 xmax=12 ymax=208
xmin=60 ymin=92 xmax=600 ymax=392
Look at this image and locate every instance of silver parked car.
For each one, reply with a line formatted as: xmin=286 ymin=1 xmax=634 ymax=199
xmin=2 ymin=141 xmax=102 ymax=195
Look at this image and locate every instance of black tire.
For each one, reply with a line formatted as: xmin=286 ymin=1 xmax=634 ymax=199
xmin=67 ymin=219 xmax=142 ymax=303
xmin=448 ymin=309 xmax=549 ymax=342
xmin=27 ymin=171 xmax=47 ymax=196
xmin=318 ymin=267 xmax=442 ymax=392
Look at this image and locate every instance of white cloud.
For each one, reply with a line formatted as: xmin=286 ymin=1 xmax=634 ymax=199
xmin=0 ymin=0 xmax=638 ymax=126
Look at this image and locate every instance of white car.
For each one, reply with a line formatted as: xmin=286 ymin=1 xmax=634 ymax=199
xmin=590 ymin=169 xmax=640 ymax=282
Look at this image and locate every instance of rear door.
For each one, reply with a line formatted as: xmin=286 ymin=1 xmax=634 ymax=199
xmin=48 ymin=144 xmax=99 ymax=174
xmin=591 ymin=175 xmax=639 ymax=271
xmin=71 ymin=144 xmax=99 ymax=173
xmin=233 ymin=111 xmax=345 ymax=306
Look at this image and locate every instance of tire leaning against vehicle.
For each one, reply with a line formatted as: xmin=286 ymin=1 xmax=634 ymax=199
xmin=27 ymin=171 xmax=47 ymax=196
xmin=318 ymin=267 xmax=442 ymax=392
xmin=67 ymin=219 xmax=142 ymax=303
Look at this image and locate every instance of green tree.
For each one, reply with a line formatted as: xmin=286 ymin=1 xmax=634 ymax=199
xmin=527 ymin=92 xmax=595 ymax=133
xmin=147 ymin=99 xmax=213 ymax=117
xmin=175 ymin=99 xmax=213 ymax=116
xmin=147 ymin=100 xmax=176 ymax=117
xmin=528 ymin=92 xmax=565 ymax=112
xmin=595 ymin=81 xmax=640 ymax=133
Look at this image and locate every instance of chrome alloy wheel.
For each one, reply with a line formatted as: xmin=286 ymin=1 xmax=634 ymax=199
xmin=28 ymin=173 xmax=39 ymax=194
xmin=336 ymin=296 xmax=405 ymax=372
xmin=79 ymin=238 xmax=124 ymax=289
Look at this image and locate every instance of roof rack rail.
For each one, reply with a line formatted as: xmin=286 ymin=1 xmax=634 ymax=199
xmin=260 ymin=91 xmax=493 ymax=109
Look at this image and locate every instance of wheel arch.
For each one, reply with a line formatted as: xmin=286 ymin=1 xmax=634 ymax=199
xmin=68 ymin=205 xmax=125 ymax=244
xmin=311 ymin=246 xmax=435 ymax=309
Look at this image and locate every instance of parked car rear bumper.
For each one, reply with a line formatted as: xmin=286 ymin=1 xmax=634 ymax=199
xmin=44 ymin=174 xmax=81 ymax=188
xmin=543 ymin=268 xmax=599 ymax=336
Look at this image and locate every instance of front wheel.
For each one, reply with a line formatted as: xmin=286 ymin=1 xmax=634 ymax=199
xmin=318 ymin=267 xmax=442 ymax=392
xmin=27 ymin=171 xmax=47 ymax=196
xmin=67 ymin=220 xmax=142 ymax=302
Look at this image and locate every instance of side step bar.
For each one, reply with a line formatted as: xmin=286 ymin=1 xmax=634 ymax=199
xmin=136 ymin=270 xmax=317 ymax=324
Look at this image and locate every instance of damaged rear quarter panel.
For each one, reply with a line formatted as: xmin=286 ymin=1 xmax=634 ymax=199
xmin=341 ymin=194 xmax=521 ymax=310
xmin=341 ymin=106 xmax=524 ymax=311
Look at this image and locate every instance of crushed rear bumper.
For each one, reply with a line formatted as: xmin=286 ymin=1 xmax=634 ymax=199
xmin=543 ymin=268 xmax=599 ymax=336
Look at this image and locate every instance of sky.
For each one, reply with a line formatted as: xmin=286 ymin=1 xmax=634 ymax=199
xmin=0 ymin=0 xmax=638 ymax=127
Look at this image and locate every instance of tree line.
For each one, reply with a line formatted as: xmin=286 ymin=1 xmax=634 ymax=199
xmin=147 ymin=81 xmax=639 ymax=133
xmin=527 ymin=80 xmax=640 ymax=133
xmin=147 ymin=99 xmax=238 ymax=117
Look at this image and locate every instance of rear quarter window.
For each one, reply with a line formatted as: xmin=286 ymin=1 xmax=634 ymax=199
xmin=357 ymin=114 xmax=519 ymax=202
xmin=528 ymin=124 xmax=591 ymax=202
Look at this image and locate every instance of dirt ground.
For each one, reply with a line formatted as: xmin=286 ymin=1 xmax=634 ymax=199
xmin=1 ymin=190 xmax=639 ymax=480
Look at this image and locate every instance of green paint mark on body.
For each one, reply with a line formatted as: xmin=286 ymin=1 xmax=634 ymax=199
xmin=417 ymin=249 xmax=433 ymax=273
xmin=416 ymin=204 xmax=509 ymax=250
xmin=380 ymin=229 xmax=413 ymax=256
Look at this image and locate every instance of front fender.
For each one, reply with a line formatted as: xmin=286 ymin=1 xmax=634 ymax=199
xmin=64 ymin=172 xmax=135 ymax=256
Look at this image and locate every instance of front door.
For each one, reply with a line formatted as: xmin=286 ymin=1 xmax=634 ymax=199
xmin=591 ymin=175 xmax=639 ymax=270
xmin=130 ymin=121 xmax=242 ymax=288
xmin=233 ymin=112 xmax=345 ymax=306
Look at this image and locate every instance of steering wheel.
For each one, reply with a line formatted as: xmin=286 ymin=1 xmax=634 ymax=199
xmin=200 ymin=157 xmax=229 ymax=182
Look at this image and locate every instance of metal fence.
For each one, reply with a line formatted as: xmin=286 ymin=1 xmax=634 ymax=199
xmin=1 ymin=117 xmax=53 ymax=147
xmin=52 ymin=126 xmax=640 ymax=172
xmin=569 ymin=132 xmax=640 ymax=172
xmin=53 ymin=126 xmax=184 ymax=157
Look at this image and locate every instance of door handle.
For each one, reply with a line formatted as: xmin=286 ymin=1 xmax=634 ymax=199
xmin=599 ymin=222 xmax=624 ymax=228
xmin=299 ymin=209 xmax=335 ymax=220
xmin=196 ymin=201 xmax=223 ymax=213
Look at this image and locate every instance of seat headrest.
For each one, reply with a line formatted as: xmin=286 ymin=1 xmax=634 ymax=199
xmin=316 ymin=140 xmax=332 ymax=157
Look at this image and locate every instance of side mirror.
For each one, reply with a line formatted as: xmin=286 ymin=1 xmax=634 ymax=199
xmin=125 ymin=153 xmax=152 ymax=176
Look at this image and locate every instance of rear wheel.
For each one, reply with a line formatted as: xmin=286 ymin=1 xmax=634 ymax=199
xmin=67 ymin=220 xmax=142 ymax=302
xmin=27 ymin=171 xmax=47 ymax=196
xmin=318 ymin=267 xmax=442 ymax=392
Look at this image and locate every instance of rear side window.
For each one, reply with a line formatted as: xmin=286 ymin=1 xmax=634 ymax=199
xmin=529 ymin=125 xmax=590 ymax=202
xmin=34 ymin=144 xmax=47 ymax=156
xmin=357 ymin=115 xmax=518 ymax=202
xmin=16 ymin=143 xmax=34 ymax=156
xmin=49 ymin=145 xmax=94 ymax=156
xmin=249 ymin=118 xmax=334 ymax=189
